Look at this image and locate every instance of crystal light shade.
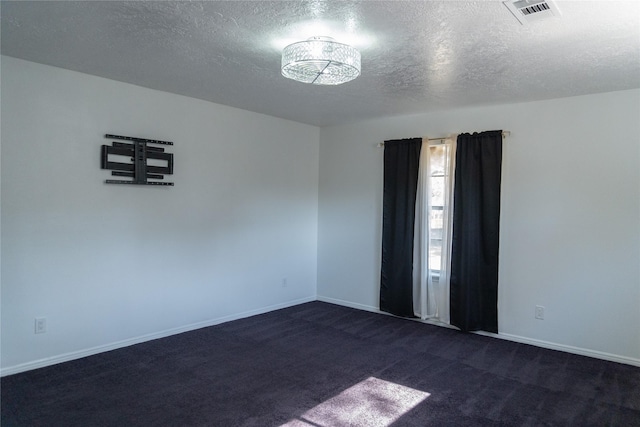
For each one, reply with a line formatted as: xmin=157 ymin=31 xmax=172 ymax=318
xmin=281 ymin=37 xmax=361 ymax=85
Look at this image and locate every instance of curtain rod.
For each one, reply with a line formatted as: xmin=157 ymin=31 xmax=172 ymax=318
xmin=377 ymin=131 xmax=510 ymax=147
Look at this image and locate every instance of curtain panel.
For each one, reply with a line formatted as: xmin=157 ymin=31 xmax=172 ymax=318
xmin=413 ymin=139 xmax=456 ymax=322
xmin=380 ymin=138 xmax=422 ymax=317
xmin=450 ymin=130 xmax=503 ymax=333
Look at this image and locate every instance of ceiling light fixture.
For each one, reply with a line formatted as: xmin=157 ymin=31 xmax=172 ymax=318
xmin=281 ymin=36 xmax=361 ymax=85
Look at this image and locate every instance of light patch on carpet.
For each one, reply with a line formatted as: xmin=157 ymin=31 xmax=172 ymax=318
xmin=281 ymin=377 xmax=430 ymax=427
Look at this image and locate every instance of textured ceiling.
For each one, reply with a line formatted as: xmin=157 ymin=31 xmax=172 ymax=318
xmin=2 ymin=1 xmax=639 ymax=127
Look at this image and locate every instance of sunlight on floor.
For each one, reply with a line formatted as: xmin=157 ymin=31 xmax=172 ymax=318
xmin=280 ymin=377 xmax=430 ymax=427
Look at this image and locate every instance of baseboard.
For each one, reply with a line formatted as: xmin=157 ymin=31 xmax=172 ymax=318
xmin=5 ymin=294 xmax=638 ymax=376
xmin=316 ymin=295 xmax=380 ymax=314
xmin=1 ymin=296 xmax=316 ymax=377
xmin=316 ymin=295 xmax=457 ymax=329
xmin=317 ymin=295 xmax=640 ymax=367
xmin=476 ymin=331 xmax=640 ymax=367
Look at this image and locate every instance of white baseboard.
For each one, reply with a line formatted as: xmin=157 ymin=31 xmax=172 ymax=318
xmin=316 ymin=295 xmax=380 ymax=314
xmin=5 ymin=295 xmax=638 ymax=376
xmin=317 ymin=295 xmax=640 ymax=367
xmin=316 ymin=295 xmax=457 ymax=329
xmin=1 ymin=296 xmax=316 ymax=377
xmin=476 ymin=331 xmax=640 ymax=367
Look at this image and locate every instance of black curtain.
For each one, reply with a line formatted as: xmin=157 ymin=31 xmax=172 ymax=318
xmin=450 ymin=130 xmax=503 ymax=333
xmin=380 ymin=138 xmax=422 ymax=317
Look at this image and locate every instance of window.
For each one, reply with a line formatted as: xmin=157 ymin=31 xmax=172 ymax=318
xmin=412 ymin=139 xmax=455 ymax=321
xmin=427 ymin=144 xmax=451 ymax=282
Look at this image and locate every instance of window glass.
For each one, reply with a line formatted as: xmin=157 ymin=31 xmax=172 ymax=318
xmin=429 ymin=145 xmax=448 ymax=279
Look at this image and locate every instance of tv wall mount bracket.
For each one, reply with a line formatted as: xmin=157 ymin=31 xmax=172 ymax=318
xmin=101 ymin=134 xmax=174 ymax=186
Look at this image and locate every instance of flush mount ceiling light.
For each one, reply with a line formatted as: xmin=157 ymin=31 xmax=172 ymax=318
xmin=281 ymin=36 xmax=361 ymax=85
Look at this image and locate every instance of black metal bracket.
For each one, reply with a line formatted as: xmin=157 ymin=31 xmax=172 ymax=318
xmin=101 ymin=134 xmax=174 ymax=186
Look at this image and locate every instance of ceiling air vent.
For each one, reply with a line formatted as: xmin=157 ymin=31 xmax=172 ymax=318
xmin=503 ymin=0 xmax=562 ymax=25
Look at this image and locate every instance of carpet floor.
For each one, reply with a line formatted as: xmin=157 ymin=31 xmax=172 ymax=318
xmin=2 ymin=301 xmax=640 ymax=426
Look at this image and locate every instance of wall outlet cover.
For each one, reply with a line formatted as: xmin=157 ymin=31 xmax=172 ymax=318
xmin=35 ymin=317 xmax=47 ymax=334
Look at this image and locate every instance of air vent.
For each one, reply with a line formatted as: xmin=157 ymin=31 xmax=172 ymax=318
xmin=503 ymin=0 xmax=561 ymax=25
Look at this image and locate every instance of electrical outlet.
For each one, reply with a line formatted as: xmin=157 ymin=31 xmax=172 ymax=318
xmin=535 ymin=306 xmax=544 ymax=320
xmin=35 ymin=317 xmax=47 ymax=334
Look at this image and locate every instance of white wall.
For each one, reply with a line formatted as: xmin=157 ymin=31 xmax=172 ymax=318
xmin=3 ymin=55 xmax=639 ymax=374
xmin=1 ymin=56 xmax=320 ymax=373
xmin=317 ymin=89 xmax=640 ymax=363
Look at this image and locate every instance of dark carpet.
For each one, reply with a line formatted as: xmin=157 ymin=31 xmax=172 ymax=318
xmin=2 ymin=301 xmax=640 ymax=426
